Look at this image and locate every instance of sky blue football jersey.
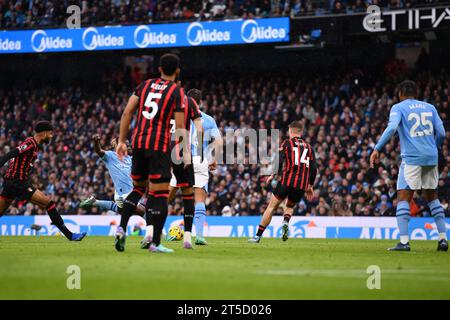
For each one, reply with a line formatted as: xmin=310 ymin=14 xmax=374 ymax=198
xmin=375 ymin=99 xmax=445 ymax=166
xmin=101 ymin=151 xmax=133 ymax=196
xmin=191 ymin=111 xmax=221 ymax=160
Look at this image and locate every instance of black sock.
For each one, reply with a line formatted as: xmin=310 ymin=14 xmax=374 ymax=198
xmin=151 ymin=190 xmax=169 ymax=246
xmin=46 ymin=201 xmax=73 ymax=240
xmin=283 ymin=214 xmax=291 ymax=224
xmin=120 ymin=187 xmax=145 ymax=231
xmin=145 ymin=192 xmax=155 ymax=227
xmin=182 ymin=193 xmax=195 ymax=233
xmin=256 ymin=225 xmax=266 ymax=237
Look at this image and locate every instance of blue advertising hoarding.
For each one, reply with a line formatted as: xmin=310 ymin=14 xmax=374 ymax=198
xmin=1 ymin=216 xmax=448 ymax=241
xmin=0 ymin=17 xmax=289 ymax=54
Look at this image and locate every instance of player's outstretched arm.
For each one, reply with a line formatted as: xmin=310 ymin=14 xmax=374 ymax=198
xmin=0 ymin=149 xmax=20 ymax=167
xmin=117 ymin=95 xmax=139 ymax=159
xmin=374 ymin=110 xmax=401 ymax=151
xmin=92 ymin=134 xmax=105 ymax=157
xmin=174 ymin=111 xmax=190 ymax=166
xmin=0 ymin=140 xmax=34 ymax=167
xmin=309 ymin=149 xmax=318 ymax=185
xmin=373 ymin=105 xmax=401 ymax=166
xmin=306 ymin=148 xmax=318 ymax=201
xmin=211 ymin=135 xmax=223 ymax=163
xmin=193 ymin=117 xmax=204 ymax=161
xmin=434 ymin=110 xmax=446 ymax=149
xmin=210 ymin=118 xmax=223 ymax=166
xmin=267 ymin=143 xmax=286 ymax=184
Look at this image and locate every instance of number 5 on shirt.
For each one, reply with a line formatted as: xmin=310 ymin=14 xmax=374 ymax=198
xmin=142 ymin=92 xmax=162 ymax=120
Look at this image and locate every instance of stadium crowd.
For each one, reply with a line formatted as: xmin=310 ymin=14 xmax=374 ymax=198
xmin=0 ymin=60 xmax=449 ymax=217
xmin=1 ymin=0 xmax=448 ymax=29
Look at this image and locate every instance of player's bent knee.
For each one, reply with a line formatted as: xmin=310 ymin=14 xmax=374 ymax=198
xmin=286 ymin=201 xmax=296 ymax=208
xmin=269 ymin=196 xmax=283 ymax=208
xmin=32 ymin=195 xmax=51 ymax=209
xmin=422 ymin=189 xmax=438 ymax=202
xmin=150 ymin=181 xmax=170 ymax=190
xmin=181 ymin=187 xmax=194 ymax=195
xmin=397 ymin=190 xmax=414 ymax=202
xmin=194 ymin=189 xmax=207 ymax=203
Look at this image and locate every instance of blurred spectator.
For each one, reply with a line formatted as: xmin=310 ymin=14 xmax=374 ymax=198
xmin=0 ymin=0 xmax=436 ymax=29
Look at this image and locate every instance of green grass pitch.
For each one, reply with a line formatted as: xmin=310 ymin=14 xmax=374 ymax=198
xmin=0 ymin=236 xmax=449 ymax=300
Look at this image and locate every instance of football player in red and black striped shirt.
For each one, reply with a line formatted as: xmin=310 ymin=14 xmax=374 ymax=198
xmin=249 ymin=121 xmax=318 ymax=243
xmin=0 ymin=121 xmax=86 ymax=241
xmin=158 ymin=91 xmax=203 ymax=249
xmin=114 ymin=53 xmax=189 ymax=253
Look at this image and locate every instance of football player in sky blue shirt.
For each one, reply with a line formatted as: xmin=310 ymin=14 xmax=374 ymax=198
xmin=167 ymin=89 xmax=222 ymax=246
xmin=186 ymin=89 xmax=222 ymax=245
xmin=80 ymin=135 xmax=145 ymax=216
xmin=371 ymin=80 xmax=447 ymax=252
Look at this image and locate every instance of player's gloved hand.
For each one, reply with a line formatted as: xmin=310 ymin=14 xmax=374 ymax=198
xmin=438 ymin=150 xmax=446 ymax=173
xmin=92 ymin=134 xmax=101 ymax=141
xmin=116 ymin=141 xmax=128 ymax=160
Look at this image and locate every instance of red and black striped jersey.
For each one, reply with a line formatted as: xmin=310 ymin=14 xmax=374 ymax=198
xmin=4 ymin=137 xmax=39 ymax=181
xmin=185 ymin=97 xmax=201 ymax=133
xmin=131 ymin=78 xmax=185 ymax=152
xmin=278 ymin=137 xmax=317 ymax=191
xmin=172 ymin=96 xmax=202 ymax=158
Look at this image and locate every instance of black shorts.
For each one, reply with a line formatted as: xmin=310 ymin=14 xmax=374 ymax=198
xmin=131 ymin=149 xmax=171 ymax=183
xmin=273 ymin=183 xmax=304 ymax=207
xmin=172 ymin=162 xmax=194 ymax=188
xmin=0 ymin=179 xmax=36 ymax=201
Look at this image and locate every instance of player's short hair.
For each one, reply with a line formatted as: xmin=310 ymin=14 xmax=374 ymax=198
xmin=398 ymin=80 xmax=418 ymax=97
xmin=110 ymin=137 xmax=118 ymax=147
xmin=289 ymin=121 xmax=304 ymax=132
xmin=34 ymin=121 xmax=53 ymax=133
xmin=159 ymin=53 xmax=180 ymax=76
xmin=187 ymin=88 xmax=202 ymax=105
xmin=110 ymin=137 xmax=129 ymax=148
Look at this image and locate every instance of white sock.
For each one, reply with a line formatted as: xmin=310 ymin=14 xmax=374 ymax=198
xmin=400 ymin=235 xmax=409 ymax=244
xmin=145 ymin=225 xmax=153 ymax=238
xmin=439 ymin=233 xmax=447 ymax=241
xmin=184 ymin=231 xmax=191 ymax=243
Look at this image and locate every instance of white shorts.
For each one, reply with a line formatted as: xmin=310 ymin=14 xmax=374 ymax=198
xmin=114 ymin=191 xmax=131 ymax=209
xmin=193 ymin=156 xmax=209 ymax=192
xmin=170 ymin=156 xmax=209 ymax=191
xmin=169 ymin=171 xmax=177 ymax=188
xmin=397 ymin=163 xmax=438 ymax=190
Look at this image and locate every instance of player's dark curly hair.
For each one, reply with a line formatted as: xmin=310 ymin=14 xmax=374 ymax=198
xmin=398 ymin=80 xmax=418 ymax=98
xmin=159 ymin=53 xmax=180 ymax=76
xmin=34 ymin=121 xmax=53 ymax=133
xmin=187 ymin=88 xmax=202 ymax=105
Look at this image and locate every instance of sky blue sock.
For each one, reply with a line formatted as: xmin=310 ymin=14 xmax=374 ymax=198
xmin=95 ymin=200 xmax=118 ymax=213
xmin=194 ymin=202 xmax=206 ymax=237
xmin=396 ymin=200 xmax=410 ymax=236
xmin=428 ymin=199 xmax=446 ymax=234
